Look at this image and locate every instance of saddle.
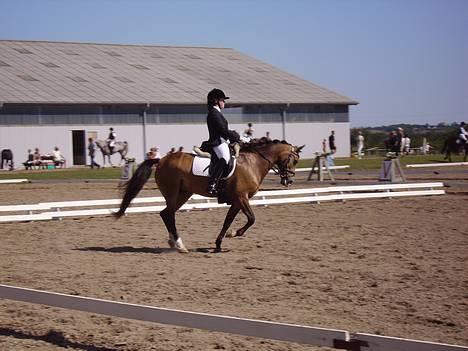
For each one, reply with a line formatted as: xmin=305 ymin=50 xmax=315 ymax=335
xmin=191 ymin=147 xmax=237 ymax=178
xmin=192 ymin=142 xmax=239 ymax=204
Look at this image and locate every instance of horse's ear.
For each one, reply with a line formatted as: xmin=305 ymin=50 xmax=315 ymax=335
xmin=295 ymin=145 xmax=305 ymax=153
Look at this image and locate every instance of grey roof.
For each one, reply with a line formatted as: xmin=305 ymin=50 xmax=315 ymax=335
xmin=0 ymin=40 xmax=357 ymax=105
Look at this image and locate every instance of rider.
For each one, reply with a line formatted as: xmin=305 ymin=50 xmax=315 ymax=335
xmin=107 ymin=127 xmax=116 ymax=153
xmin=205 ymin=88 xmax=240 ymax=196
xmin=458 ymin=122 xmax=467 ymax=144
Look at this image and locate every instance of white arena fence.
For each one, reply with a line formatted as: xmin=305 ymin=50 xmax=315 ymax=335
xmin=0 ymin=182 xmax=445 ymax=223
xmin=0 ymin=178 xmax=28 ymax=184
xmin=0 ymin=284 xmax=466 ymax=351
xmin=406 ymin=162 xmax=468 ymax=168
xmin=269 ymin=165 xmax=350 ymax=173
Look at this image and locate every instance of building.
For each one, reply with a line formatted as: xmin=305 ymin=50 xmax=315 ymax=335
xmin=0 ymin=40 xmax=358 ymax=166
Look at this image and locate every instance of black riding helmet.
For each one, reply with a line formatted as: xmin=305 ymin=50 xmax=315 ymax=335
xmin=207 ymin=88 xmax=229 ymax=106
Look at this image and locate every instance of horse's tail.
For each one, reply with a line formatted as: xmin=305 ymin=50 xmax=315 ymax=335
xmin=114 ymin=158 xmax=159 ymax=218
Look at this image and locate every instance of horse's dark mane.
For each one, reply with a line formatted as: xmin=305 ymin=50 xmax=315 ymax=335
xmin=240 ymin=138 xmax=290 ymax=153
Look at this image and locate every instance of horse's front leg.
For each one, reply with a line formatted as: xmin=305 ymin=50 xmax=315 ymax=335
xmin=234 ymin=198 xmax=255 ymax=238
xmin=215 ymin=204 xmax=241 ymax=252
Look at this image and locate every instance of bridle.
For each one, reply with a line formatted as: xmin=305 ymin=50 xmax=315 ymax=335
xmin=255 ymin=146 xmax=299 ymax=186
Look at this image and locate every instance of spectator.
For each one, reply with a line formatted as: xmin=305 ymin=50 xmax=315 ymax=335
xmin=147 ymin=148 xmax=156 ymax=159
xmin=244 ymin=122 xmax=254 ymax=138
xmin=265 ymin=131 xmax=272 ymax=141
xmin=396 ymin=127 xmax=404 ymax=155
xmin=154 ymin=147 xmax=161 ymax=161
xmin=23 ymin=149 xmax=34 ymax=170
xmin=458 ymin=122 xmax=468 ymax=144
xmin=178 ymin=146 xmax=184 ymax=152
xmin=403 ymin=134 xmax=411 ymax=155
xmin=328 ymin=130 xmax=336 ymax=154
xmin=357 ymin=131 xmax=365 ymax=159
xmin=322 ymin=139 xmax=327 ymax=153
xmin=167 ymin=147 xmax=176 ymax=155
xmin=52 ymin=146 xmax=65 ymax=168
xmin=88 ymin=138 xmax=100 ymax=169
xmin=33 ymin=148 xmax=42 ymax=167
xmin=387 ymin=131 xmax=398 ymax=153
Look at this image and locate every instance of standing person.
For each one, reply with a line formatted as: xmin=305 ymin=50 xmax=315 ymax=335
xmin=204 ymin=88 xmax=240 ymax=196
xmin=459 ymin=122 xmax=468 ymax=144
xmin=396 ymin=127 xmax=404 ymax=155
xmin=328 ymin=130 xmax=336 ymax=154
xmin=357 ymin=131 xmax=365 ymax=159
xmin=88 ymin=138 xmax=100 ymax=169
xmin=403 ymin=134 xmax=411 ymax=155
xmin=107 ymin=127 xmax=116 ymax=153
xmin=322 ymin=139 xmax=327 ymax=153
xmin=265 ymin=131 xmax=272 ymax=141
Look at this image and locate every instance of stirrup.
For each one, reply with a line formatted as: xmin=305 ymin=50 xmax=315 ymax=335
xmin=208 ymin=181 xmax=218 ymax=196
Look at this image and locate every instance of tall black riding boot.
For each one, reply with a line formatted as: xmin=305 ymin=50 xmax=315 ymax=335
xmin=208 ymin=158 xmax=227 ymax=196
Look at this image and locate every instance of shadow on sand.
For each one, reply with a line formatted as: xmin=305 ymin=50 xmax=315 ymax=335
xmin=74 ymin=246 xmax=228 ymax=254
xmin=0 ymin=328 xmax=118 ymax=351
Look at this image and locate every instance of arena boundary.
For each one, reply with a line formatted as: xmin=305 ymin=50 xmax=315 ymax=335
xmin=0 ymin=182 xmax=445 ymax=222
xmin=0 ymin=284 xmax=466 ymax=351
xmin=406 ymin=162 xmax=468 ymax=168
xmin=0 ymin=178 xmax=28 ymax=184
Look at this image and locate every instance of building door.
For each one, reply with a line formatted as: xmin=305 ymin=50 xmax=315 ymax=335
xmin=72 ymin=130 xmax=86 ymax=165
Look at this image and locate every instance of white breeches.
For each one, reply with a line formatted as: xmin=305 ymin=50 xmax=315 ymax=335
xmin=213 ymin=140 xmax=230 ymax=163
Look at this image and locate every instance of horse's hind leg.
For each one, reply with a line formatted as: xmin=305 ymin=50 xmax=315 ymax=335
xmin=234 ymin=197 xmax=255 ymax=238
xmin=160 ymin=191 xmax=192 ymax=253
xmin=215 ymin=204 xmax=241 ymax=252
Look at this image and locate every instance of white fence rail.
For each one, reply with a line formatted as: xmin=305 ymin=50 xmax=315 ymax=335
xmin=269 ymin=165 xmax=350 ymax=173
xmin=406 ymin=162 xmax=468 ymax=168
xmin=0 ymin=182 xmax=445 ymax=223
xmin=0 ymin=178 xmax=28 ymax=184
xmin=0 ymin=284 xmax=465 ymax=351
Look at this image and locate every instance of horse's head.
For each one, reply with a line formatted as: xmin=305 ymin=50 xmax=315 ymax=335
xmin=275 ymin=143 xmax=305 ymax=186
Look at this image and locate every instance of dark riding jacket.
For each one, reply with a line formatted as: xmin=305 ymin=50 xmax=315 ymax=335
xmin=206 ymin=107 xmax=240 ymax=147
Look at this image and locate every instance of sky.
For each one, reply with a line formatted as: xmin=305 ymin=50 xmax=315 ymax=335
xmin=0 ymin=0 xmax=466 ymax=127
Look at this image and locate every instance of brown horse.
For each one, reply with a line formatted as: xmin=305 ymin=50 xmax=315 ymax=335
xmin=115 ymin=139 xmax=304 ymax=253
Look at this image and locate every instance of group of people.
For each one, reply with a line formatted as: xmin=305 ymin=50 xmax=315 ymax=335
xmin=321 ymin=130 xmax=338 ymax=154
xmin=384 ymin=128 xmax=411 ymax=156
xmin=24 ymin=147 xmax=65 ymax=169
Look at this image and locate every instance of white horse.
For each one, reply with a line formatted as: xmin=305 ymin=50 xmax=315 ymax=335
xmin=95 ymin=140 xmax=128 ymax=167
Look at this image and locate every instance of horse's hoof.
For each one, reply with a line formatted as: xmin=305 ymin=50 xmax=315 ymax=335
xmin=225 ymin=229 xmax=235 ymax=238
xmin=177 ymin=247 xmax=189 ymax=254
xmin=213 ymin=247 xmax=222 ymax=253
xmin=235 ymin=230 xmax=244 ymax=237
xmin=175 ymin=238 xmax=189 ymax=253
xmin=168 ymin=239 xmax=176 ymax=249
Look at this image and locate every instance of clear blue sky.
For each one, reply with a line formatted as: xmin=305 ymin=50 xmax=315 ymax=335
xmin=1 ymin=0 xmax=466 ymax=127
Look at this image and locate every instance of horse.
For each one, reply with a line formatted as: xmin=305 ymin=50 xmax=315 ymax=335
xmin=0 ymin=149 xmax=14 ymax=170
xmin=442 ymin=136 xmax=468 ymax=162
xmin=95 ymin=140 xmax=128 ymax=167
xmin=115 ymin=139 xmax=304 ymax=253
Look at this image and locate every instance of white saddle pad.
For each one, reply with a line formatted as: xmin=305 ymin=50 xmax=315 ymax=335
xmin=192 ymin=156 xmax=236 ymax=178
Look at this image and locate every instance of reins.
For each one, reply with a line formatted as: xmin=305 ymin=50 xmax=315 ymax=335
xmin=252 ymin=146 xmax=297 ymax=178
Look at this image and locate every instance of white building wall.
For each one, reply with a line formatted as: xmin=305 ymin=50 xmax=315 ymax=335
xmin=0 ymin=122 xmax=350 ymax=167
